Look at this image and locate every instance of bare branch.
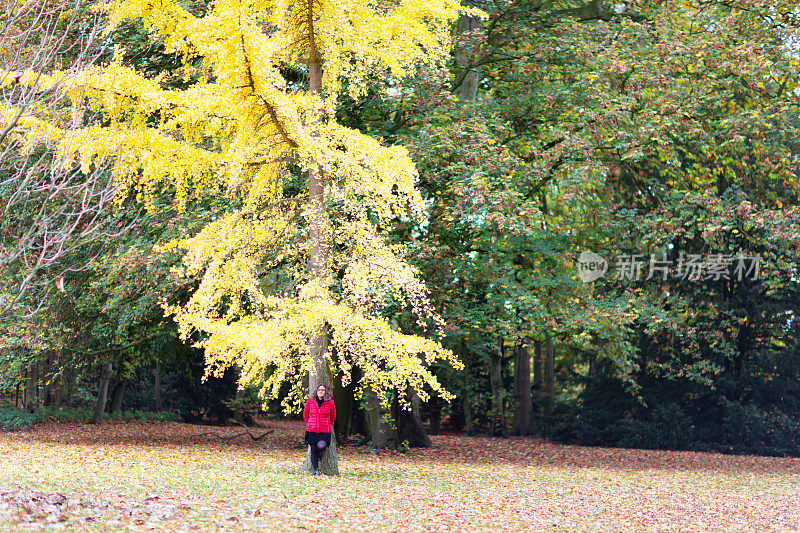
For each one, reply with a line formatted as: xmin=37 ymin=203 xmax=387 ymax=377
xmin=0 ymin=0 xmax=136 ymax=317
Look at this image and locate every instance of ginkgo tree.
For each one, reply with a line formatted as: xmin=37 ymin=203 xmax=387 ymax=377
xmin=3 ymin=0 xmax=474 ymax=473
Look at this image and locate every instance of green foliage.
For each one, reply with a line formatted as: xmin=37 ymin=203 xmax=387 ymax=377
xmin=0 ymin=403 xmax=177 ymax=429
xmin=37 ymin=407 xmax=177 ymax=423
xmin=394 ymin=439 xmax=411 ymax=454
xmin=0 ymin=404 xmax=38 ymax=430
xmin=7 ymin=0 xmax=800 ymax=456
xmin=223 ymin=386 xmax=265 ymax=426
xmin=550 ymin=380 xmax=800 ymax=457
xmin=0 ymin=349 xmax=36 ymax=395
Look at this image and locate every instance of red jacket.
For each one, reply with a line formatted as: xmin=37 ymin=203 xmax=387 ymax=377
xmin=303 ymin=397 xmax=336 ymax=433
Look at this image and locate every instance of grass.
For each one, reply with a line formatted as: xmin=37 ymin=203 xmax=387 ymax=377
xmin=1 ymin=420 xmax=800 ymax=531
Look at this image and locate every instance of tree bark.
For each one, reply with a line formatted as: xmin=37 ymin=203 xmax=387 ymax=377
xmin=297 ymin=353 xmax=340 ymax=475
xmin=352 ymin=392 xmax=370 ymax=440
xmin=297 ymin=12 xmax=339 ymax=475
xmin=489 ymin=340 xmax=506 ymax=436
xmin=109 ymin=378 xmax=127 ymax=413
xmin=428 ymin=395 xmax=442 ymax=436
xmin=463 ymin=357 xmax=474 ymax=436
xmin=23 ymin=363 xmax=37 ymax=413
xmin=550 ymin=0 xmax=648 ymax=22
xmin=299 ymin=431 xmax=340 ymax=475
xmin=454 ymin=0 xmax=482 ymax=100
xmin=533 ymin=339 xmax=543 ymax=401
xmin=92 ymin=362 xmax=113 ymax=424
xmin=409 ymin=387 xmax=431 ymax=446
xmin=42 ymin=350 xmax=55 ymax=406
xmin=396 ymin=387 xmax=432 ymax=447
xmin=153 ymin=363 xmax=162 ymax=412
xmin=513 ymin=343 xmax=532 ymax=436
xmin=544 ymin=334 xmax=555 ymax=416
xmin=395 ymin=357 xmax=431 ymax=447
xmin=332 ymin=374 xmax=355 ymax=441
xmin=53 ymin=360 xmax=64 ymax=409
xmin=367 ymin=391 xmax=395 ymax=449
xmin=60 ymin=367 xmax=75 ymax=408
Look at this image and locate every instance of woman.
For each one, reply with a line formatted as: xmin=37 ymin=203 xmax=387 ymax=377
xmin=303 ymin=384 xmax=336 ymax=476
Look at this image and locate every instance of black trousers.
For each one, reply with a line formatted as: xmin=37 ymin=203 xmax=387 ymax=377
xmin=309 ymin=439 xmax=328 ymax=470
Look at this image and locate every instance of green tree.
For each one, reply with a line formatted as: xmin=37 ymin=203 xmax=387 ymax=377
xmin=6 ymin=0 xmax=476 ymax=471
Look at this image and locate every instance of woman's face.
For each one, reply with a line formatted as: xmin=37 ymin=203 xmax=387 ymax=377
xmin=316 ymin=386 xmax=326 ymax=400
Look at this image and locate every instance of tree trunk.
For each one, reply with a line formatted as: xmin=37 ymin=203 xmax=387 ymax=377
xmin=428 ymin=395 xmax=442 ymax=436
xmin=299 ymin=431 xmax=340 ymax=475
xmin=297 ymin=23 xmax=339 ymax=475
xmin=298 ymin=341 xmax=340 ymax=475
xmin=463 ymin=364 xmax=474 ymax=436
xmin=109 ymin=378 xmax=127 ymax=413
xmin=60 ymin=367 xmax=75 ymax=408
xmin=53 ymin=359 xmax=64 ymax=409
xmin=395 ymin=357 xmax=431 ymax=447
xmin=92 ymin=362 xmax=113 ymax=424
xmin=23 ymin=363 xmax=37 ymax=413
xmin=460 ymin=341 xmax=475 ymax=436
xmin=352 ymin=393 xmax=370 ymax=441
xmin=297 ymin=350 xmax=340 ymax=476
xmin=409 ymin=387 xmax=431 ymax=446
xmin=513 ymin=343 xmax=532 ymax=436
xmin=533 ymin=339 xmax=543 ymax=401
xmin=489 ymin=342 xmax=506 ymax=436
xmin=396 ymin=387 xmax=431 ymax=447
xmin=232 ymin=370 xmax=247 ymax=423
xmin=42 ymin=350 xmax=56 ymax=406
xmin=544 ymin=334 xmax=555 ymax=416
xmin=454 ymin=0 xmax=482 ymax=100
xmin=367 ymin=391 xmax=395 ymax=449
xmin=153 ymin=363 xmax=162 ymax=412
xmin=332 ymin=374 xmax=355 ymax=441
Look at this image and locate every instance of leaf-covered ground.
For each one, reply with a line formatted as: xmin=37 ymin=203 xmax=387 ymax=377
xmin=1 ymin=421 xmax=799 ymax=531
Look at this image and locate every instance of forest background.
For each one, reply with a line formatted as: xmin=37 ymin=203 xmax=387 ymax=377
xmin=4 ymin=0 xmax=800 ymax=460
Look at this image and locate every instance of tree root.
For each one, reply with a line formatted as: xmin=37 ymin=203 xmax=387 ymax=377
xmin=192 ymin=429 xmax=274 ymax=441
